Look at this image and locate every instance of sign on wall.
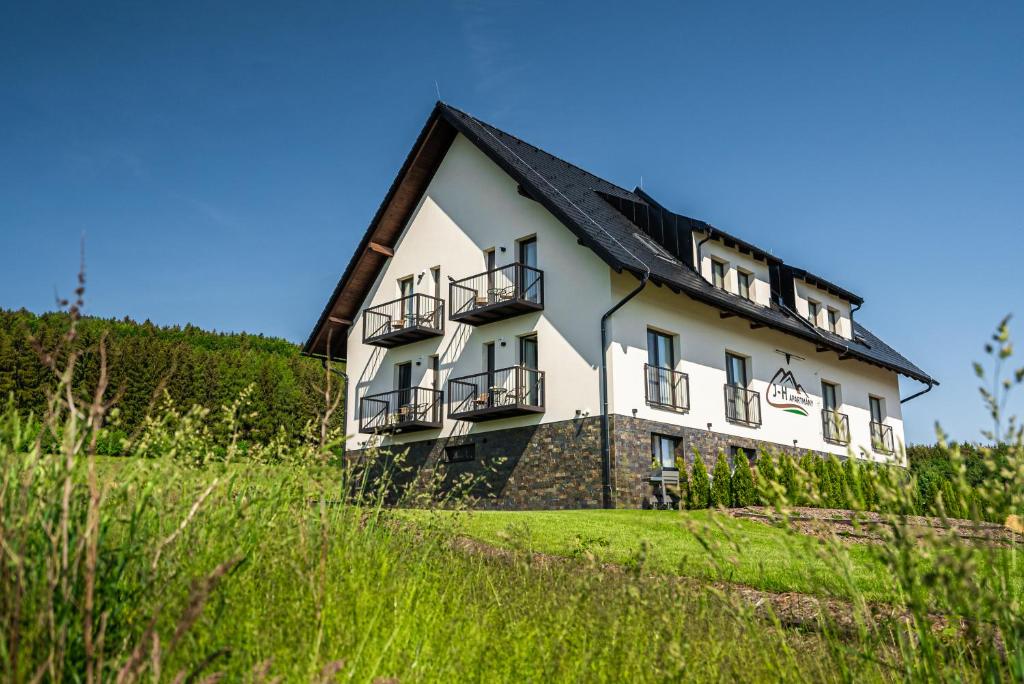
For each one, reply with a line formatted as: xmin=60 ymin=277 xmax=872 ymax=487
xmin=766 ymin=367 xmax=815 ymax=417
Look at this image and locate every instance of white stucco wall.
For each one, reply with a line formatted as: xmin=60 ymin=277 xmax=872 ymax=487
xmin=341 ymin=133 xmax=907 ymax=463
xmin=696 ymin=238 xmax=772 ymax=306
xmin=793 ymin=279 xmax=853 ymax=339
xmin=345 ymin=134 xmax=614 ymax=448
xmin=606 ymin=272 xmax=906 ymax=462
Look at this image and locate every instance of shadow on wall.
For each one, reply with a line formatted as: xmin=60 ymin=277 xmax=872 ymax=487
xmin=354 ymin=423 xmax=545 ymax=506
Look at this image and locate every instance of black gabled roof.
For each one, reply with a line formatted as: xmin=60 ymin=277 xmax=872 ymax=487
xmin=304 ymin=102 xmax=936 ymax=387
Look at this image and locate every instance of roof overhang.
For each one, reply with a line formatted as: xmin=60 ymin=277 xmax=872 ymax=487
xmin=302 ymin=106 xmax=458 ymax=359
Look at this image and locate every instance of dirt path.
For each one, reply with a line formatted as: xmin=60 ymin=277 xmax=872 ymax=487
xmin=449 ymin=535 xmax=938 ymax=637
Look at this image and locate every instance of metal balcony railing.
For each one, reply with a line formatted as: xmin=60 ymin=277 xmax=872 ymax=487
xmin=870 ymin=421 xmax=894 ymax=454
xmin=449 ymin=263 xmax=544 ymax=325
xmin=362 ymin=293 xmax=444 ymax=347
xmin=448 ymin=365 xmax=545 ymax=421
xmin=821 ymin=409 xmax=850 ymax=445
xmin=358 ymin=387 xmax=443 ymax=434
xmin=644 ymin=364 xmax=690 ymax=413
xmin=724 ymin=384 xmax=762 ymax=427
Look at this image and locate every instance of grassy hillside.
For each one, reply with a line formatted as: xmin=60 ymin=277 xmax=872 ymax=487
xmin=422 ymin=509 xmax=1023 ymax=604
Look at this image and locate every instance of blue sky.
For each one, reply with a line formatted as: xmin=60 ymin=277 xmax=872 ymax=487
xmin=2 ymin=1 xmax=1022 ymax=443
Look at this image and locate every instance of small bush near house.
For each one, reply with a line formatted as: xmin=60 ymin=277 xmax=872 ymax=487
xmin=676 ymin=462 xmax=690 ymax=510
xmin=689 ymin=452 xmax=711 ymax=509
xmin=710 ymin=453 xmax=731 ymax=508
xmin=755 ymin=451 xmax=777 ymax=493
xmin=730 ymin=451 xmax=756 ymax=507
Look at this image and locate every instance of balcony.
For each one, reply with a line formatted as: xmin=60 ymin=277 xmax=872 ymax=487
xmin=870 ymin=421 xmax=895 ymax=454
xmin=358 ymin=387 xmax=443 ymax=434
xmin=821 ymin=409 xmax=850 ymax=446
xmin=644 ymin=364 xmax=690 ymax=413
xmin=449 ymin=263 xmax=544 ymax=325
xmin=448 ymin=365 xmax=545 ymax=421
xmin=362 ymin=294 xmax=444 ymax=348
xmin=724 ymin=385 xmax=762 ymax=427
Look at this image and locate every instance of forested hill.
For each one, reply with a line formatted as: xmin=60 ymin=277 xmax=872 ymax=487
xmin=0 ymin=308 xmax=331 ymax=442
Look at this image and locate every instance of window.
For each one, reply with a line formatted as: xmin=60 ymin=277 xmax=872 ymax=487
xmin=647 ymin=329 xmax=681 ymax=409
xmin=484 ymin=341 xmax=496 ymax=378
xmin=651 ymin=434 xmax=678 ymax=469
xmin=430 ymin=266 xmax=441 ymax=300
xmin=517 ymin=237 xmax=540 ymax=300
xmin=827 ymin=308 xmax=839 ymax=334
xmin=518 ymin=236 xmax=537 ymax=268
xmin=821 ymin=381 xmax=838 ymax=411
xmin=484 ymin=248 xmax=497 ymax=302
xmin=647 ymin=329 xmax=675 ymax=369
xmin=869 ymin=396 xmax=884 ymax=423
xmin=445 ymin=443 xmax=476 ymax=463
xmin=399 ymin=276 xmax=415 ymax=326
xmin=519 ymin=335 xmax=540 ymax=405
xmin=807 ymin=299 xmax=820 ymax=326
xmin=395 ymin=361 xmax=412 ymax=409
xmin=711 ymin=259 xmax=726 ymax=289
xmin=737 ymin=271 xmax=752 ymax=301
xmin=725 ymin=353 xmax=748 ymax=387
xmin=729 ymin=445 xmax=749 ymax=466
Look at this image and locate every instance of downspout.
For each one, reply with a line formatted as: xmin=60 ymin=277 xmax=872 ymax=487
xmin=694 ymin=230 xmax=713 ymax=276
xmin=849 ymin=301 xmax=862 ymax=330
xmin=600 ymin=270 xmax=650 ymax=509
xmin=900 ymin=381 xmax=934 ymax=404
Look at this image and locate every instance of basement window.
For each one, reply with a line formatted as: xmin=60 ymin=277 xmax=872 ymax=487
xmin=444 ymin=443 xmax=476 ymax=463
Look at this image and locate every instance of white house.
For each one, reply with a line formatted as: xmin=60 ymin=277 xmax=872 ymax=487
xmin=303 ymin=103 xmax=937 ymax=509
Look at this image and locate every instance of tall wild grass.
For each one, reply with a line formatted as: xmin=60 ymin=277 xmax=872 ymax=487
xmin=1 ymin=270 xmax=1021 ymax=681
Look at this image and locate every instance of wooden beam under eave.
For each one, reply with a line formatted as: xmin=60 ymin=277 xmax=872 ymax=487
xmin=750 ymin=322 xmax=764 ymax=330
xmin=720 ymin=312 xmax=735 ymax=319
xmin=328 ymin=316 xmax=352 ymax=325
xmin=816 ymin=346 xmax=829 ymax=353
xmin=367 ymin=242 xmax=394 ymax=257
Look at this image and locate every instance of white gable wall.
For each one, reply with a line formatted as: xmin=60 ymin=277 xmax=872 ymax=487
xmin=345 ymin=134 xmax=614 ymax=448
xmin=697 ymin=239 xmax=772 ymax=306
xmin=793 ymin=280 xmax=854 ymax=339
xmin=607 ymin=271 xmax=905 ymax=462
xmin=342 ymin=133 xmax=908 ymax=463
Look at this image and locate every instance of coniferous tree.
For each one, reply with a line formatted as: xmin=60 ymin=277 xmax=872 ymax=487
xmin=940 ymin=479 xmax=965 ymax=519
xmin=676 ymin=465 xmax=690 ymax=511
xmin=689 ymin=452 xmax=711 ymax=509
xmin=756 ymin=452 xmax=778 ymax=503
xmin=710 ymin=453 xmax=732 ymax=508
xmin=778 ymin=454 xmax=798 ymax=504
xmin=0 ymin=308 xmax=335 ymax=448
xmin=731 ymin=451 xmax=756 ymax=507
xmin=843 ymin=458 xmax=862 ymax=509
xmin=825 ymin=457 xmax=846 ymax=508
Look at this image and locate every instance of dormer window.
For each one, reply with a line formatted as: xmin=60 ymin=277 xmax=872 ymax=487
xmin=737 ymin=270 xmax=752 ymax=301
xmin=807 ymin=299 xmax=820 ymax=326
xmin=827 ymin=308 xmax=839 ymax=334
xmin=711 ymin=259 xmax=726 ymax=290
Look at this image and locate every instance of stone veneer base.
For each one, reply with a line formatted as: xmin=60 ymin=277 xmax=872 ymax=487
xmin=349 ymin=414 xmax=831 ymax=510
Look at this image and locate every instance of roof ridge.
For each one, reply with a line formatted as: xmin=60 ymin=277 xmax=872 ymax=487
xmin=437 ymin=102 xmax=637 ymax=198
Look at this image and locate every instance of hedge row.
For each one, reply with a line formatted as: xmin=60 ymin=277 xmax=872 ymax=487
xmin=672 ymin=448 xmax=990 ymax=519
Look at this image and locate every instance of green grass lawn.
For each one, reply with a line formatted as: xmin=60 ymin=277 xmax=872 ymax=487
xmin=416 ymin=508 xmax=995 ymax=603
